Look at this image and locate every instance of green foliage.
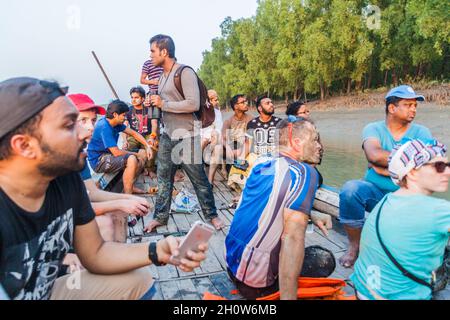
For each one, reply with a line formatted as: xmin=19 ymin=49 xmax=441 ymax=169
xmin=199 ymin=0 xmax=449 ymax=103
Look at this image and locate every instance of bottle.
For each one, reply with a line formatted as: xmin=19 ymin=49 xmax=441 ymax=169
xmin=149 ymin=89 xmax=161 ymax=120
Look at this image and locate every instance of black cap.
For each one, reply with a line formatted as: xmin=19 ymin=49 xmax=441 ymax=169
xmin=0 ymin=77 xmax=67 ymax=139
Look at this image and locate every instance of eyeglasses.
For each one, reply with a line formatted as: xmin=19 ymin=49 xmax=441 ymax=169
xmin=423 ymin=161 xmax=450 ymax=173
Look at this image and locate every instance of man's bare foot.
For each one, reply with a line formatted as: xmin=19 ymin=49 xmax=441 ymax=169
xmin=210 ymin=217 xmax=225 ymax=230
xmin=144 ymin=220 xmax=164 ymax=233
xmin=338 ymin=247 xmax=359 ymax=268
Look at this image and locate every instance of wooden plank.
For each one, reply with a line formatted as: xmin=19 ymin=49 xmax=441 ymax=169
xmin=177 ymin=279 xmax=201 ymax=300
xmin=191 ymin=276 xmax=221 ymax=298
xmin=157 ymin=263 xmax=179 ymax=280
xmin=312 ymin=200 xmax=339 ymax=218
xmin=315 ymin=188 xmax=340 ymax=207
xmin=305 ymin=230 xmax=344 ymax=254
xmin=200 ymin=253 xmax=224 ymax=274
xmin=209 ymin=272 xmax=242 ymax=300
xmin=171 ymin=213 xmax=191 ymax=232
xmin=208 ymin=232 xmax=227 ymax=270
xmin=151 ymin=282 xmax=164 ymax=300
xmin=159 ymin=280 xmax=182 ymax=300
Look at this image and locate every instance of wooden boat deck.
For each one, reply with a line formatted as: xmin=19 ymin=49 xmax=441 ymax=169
xmin=127 ymin=170 xmax=358 ymax=300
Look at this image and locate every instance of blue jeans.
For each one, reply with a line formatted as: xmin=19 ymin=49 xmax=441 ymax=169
xmin=339 ymin=180 xmax=386 ymax=229
xmin=153 ymin=133 xmax=217 ymax=224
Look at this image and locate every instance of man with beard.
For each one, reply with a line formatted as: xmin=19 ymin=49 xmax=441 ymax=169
xmin=0 ymin=77 xmax=208 ymax=300
xmin=243 ymin=95 xmax=282 ymax=158
xmin=225 ymin=117 xmax=333 ymax=300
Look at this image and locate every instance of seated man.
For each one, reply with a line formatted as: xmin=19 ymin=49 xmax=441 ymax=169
xmin=221 ymin=94 xmax=253 ymax=191
xmin=286 ymin=100 xmax=310 ymax=119
xmin=202 ymin=89 xmax=224 ymax=184
xmin=243 ymin=95 xmax=282 ymax=159
xmin=351 ymin=139 xmax=450 ymax=300
xmin=69 ymin=93 xmax=150 ymax=243
xmin=0 ymin=77 xmax=207 ymax=300
xmin=225 ymin=117 xmax=334 ymax=300
xmin=125 ymin=86 xmax=158 ymax=177
xmin=87 ymin=100 xmax=153 ymax=194
xmin=338 ymin=85 xmax=433 ymax=268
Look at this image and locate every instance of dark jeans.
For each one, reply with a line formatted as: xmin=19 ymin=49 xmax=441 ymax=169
xmin=153 ymin=133 xmax=217 ymax=224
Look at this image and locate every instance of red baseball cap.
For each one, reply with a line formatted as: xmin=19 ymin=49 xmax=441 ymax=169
xmin=68 ymin=93 xmax=106 ymax=115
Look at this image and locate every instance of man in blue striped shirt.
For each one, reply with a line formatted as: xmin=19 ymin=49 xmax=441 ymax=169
xmin=225 ymin=117 xmax=334 ymax=300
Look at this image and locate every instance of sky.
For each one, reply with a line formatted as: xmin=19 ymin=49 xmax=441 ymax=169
xmin=0 ymin=0 xmax=258 ymax=104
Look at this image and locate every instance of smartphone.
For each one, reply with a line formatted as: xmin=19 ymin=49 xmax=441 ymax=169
xmin=170 ymin=221 xmax=215 ymax=265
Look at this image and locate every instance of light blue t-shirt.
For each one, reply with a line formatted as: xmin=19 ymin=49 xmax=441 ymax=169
xmin=351 ymin=194 xmax=450 ymax=300
xmin=87 ymin=117 xmax=127 ymax=169
xmin=362 ymin=121 xmax=432 ymax=192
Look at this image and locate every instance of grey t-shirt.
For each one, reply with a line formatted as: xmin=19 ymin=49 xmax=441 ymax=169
xmin=158 ymin=65 xmax=200 ymax=139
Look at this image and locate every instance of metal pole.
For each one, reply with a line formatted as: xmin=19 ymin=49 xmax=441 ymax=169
xmin=91 ymin=51 xmax=120 ymax=100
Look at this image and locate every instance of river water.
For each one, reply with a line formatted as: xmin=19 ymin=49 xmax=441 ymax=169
xmin=230 ymin=104 xmax=450 ymax=200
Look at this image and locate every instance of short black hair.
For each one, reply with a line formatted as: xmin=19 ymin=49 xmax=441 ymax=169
xmin=286 ymin=100 xmax=306 ymax=116
xmin=256 ymin=95 xmax=269 ymax=108
xmin=150 ymin=34 xmax=176 ymax=58
xmin=0 ymin=113 xmax=43 ymax=160
xmin=106 ymin=100 xmax=129 ymax=119
xmin=130 ymin=86 xmax=146 ymax=98
xmin=230 ymin=94 xmax=246 ymax=111
xmin=385 ymin=96 xmax=401 ymax=114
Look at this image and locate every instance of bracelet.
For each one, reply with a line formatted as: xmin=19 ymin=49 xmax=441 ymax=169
xmin=149 ymin=133 xmax=157 ymax=139
xmin=148 ymin=242 xmax=165 ymax=266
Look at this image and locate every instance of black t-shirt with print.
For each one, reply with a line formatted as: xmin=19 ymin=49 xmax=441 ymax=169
xmin=126 ymin=106 xmax=151 ymax=137
xmin=246 ymin=116 xmax=282 ymax=156
xmin=0 ymin=172 xmax=95 ymax=300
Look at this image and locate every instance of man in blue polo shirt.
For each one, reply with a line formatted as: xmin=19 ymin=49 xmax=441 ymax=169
xmin=87 ymin=100 xmax=152 ymax=194
xmin=338 ymin=85 xmax=433 ymax=268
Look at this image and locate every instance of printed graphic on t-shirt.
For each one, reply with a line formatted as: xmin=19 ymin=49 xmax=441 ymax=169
xmin=246 ymin=117 xmax=281 ymax=156
xmin=2 ymin=210 xmax=74 ymax=300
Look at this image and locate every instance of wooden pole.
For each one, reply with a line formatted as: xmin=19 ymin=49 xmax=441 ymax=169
xmin=91 ymin=51 xmax=120 ymax=100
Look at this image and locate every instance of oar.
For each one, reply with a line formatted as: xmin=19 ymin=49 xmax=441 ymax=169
xmin=91 ymin=51 xmax=120 ymax=100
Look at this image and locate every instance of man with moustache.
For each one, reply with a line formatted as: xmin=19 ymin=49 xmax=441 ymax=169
xmin=0 ymin=78 xmax=208 ymax=300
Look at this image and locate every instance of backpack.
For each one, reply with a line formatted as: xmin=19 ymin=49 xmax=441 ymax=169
xmin=173 ymin=65 xmax=215 ymax=128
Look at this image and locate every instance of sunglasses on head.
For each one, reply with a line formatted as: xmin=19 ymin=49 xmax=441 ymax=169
xmin=423 ymin=161 xmax=450 ymax=173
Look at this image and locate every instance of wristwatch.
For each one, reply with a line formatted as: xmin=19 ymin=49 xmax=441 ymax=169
xmin=148 ymin=242 xmax=165 ymax=266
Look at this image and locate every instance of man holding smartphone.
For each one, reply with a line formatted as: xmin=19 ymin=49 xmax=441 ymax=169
xmin=0 ymin=77 xmax=208 ymax=300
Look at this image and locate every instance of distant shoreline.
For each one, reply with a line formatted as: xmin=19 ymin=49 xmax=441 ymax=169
xmin=273 ymin=83 xmax=450 ymax=113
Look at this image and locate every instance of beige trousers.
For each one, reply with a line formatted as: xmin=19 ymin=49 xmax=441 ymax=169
xmin=50 ymin=267 xmax=154 ymax=300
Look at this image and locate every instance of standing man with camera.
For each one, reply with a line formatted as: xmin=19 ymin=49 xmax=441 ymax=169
xmin=144 ymin=34 xmax=224 ymax=233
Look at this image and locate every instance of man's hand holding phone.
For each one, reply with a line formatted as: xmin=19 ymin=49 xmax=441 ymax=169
xmin=156 ymin=235 xmax=209 ymax=273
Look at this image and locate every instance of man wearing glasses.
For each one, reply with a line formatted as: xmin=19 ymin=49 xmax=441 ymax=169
xmin=221 ymin=94 xmax=254 ymax=171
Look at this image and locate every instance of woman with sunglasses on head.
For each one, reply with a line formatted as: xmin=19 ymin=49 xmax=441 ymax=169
xmin=351 ymin=139 xmax=450 ymax=300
